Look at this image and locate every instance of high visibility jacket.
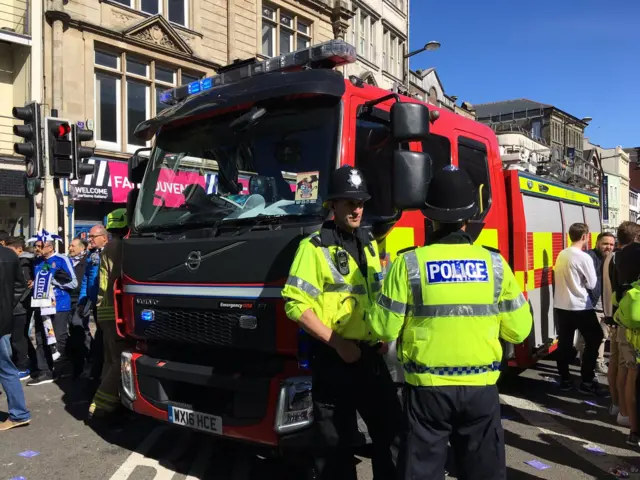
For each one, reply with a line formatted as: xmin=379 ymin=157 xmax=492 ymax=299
xmin=282 ymin=229 xmax=384 ymax=343
xmin=96 ymin=238 xmax=122 ymax=323
xmin=371 ymin=243 xmax=533 ymax=387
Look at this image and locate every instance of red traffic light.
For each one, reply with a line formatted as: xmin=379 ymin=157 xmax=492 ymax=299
xmin=53 ymin=122 xmax=71 ymax=138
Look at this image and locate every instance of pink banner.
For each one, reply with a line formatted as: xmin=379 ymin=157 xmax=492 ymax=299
xmin=72 ymin=158 xmax=296 ymax=204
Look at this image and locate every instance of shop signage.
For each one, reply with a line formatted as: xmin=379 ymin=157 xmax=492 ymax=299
xmin=68 ymin=157 xmax=266 ymax=207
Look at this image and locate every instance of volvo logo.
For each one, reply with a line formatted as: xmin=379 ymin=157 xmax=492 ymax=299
xmin=185 ymin=251 xmax=202 ymax=271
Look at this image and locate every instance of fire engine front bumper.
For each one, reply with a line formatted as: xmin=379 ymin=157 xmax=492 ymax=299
xmin=120 ymin=351 xmax=315 ymax=450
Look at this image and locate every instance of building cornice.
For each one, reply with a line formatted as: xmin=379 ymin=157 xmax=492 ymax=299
xmin=381 ymin=18 xmax=407 ymax=40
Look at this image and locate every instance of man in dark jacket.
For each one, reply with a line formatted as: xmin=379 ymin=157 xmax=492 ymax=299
xmin=4 ymin=237 xmax=35 ymax=380
xmin=0 ymin=243 xmax=30 ymax=431
xmin=577 ymin=232 xmax=615 ymax=373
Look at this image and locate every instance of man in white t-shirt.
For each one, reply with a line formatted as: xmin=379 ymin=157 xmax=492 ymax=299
xmin=554 ymin=223 xmax=608 ymax=396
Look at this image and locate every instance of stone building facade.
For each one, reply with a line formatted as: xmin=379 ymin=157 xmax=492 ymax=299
xmin=41 ymin=0 xmax=408 ymax=241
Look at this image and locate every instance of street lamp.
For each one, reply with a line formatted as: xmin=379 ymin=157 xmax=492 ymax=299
xmin=401 ymin=41 xmax=441 ymax=95
xmin=404 ymin=41 xmax=441 ymax=59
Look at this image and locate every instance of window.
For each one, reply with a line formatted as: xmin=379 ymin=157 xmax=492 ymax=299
xmin=141 ymin=0 xmax=160 ymax=14
xmin=422 ymin=134 xmax=451 ymax=174
xmin=180 ymin=72 xmax=200 ymax=86
xmin=352 ymin=7 xmax=377 ymax=63
xmin=94 ymin=47 xmax=202 ymax=152
xmin=458 ymin=137 xmax=492 ymax=220
xmin=382 ymin=29 xmax=388 ymax=71
xmin=261 ymin=4 xmax=311 ymax=57
xmin=109 ymin=1 xmax=187 ymax=26
xmin=354 ymin=117 xmax=397 ymax=219
xmin=167 ymin=0 xmax=187 ymax=26
xmin=384 ymin=33 xmax=403 ymax=78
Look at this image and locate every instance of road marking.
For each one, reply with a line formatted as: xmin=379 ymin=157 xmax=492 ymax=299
xmin=109 ymin=426 xmax=217 ymax=480
xmin=500 ymin=393 xmax=637 ymax=476
xmin=109 ymin=426 xmax=175 ymax=480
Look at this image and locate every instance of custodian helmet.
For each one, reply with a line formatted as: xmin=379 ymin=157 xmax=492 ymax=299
xmin=325 ymin=166 xmax=371 ymax=203
xmin=423 ymin=165 xmax=478 ymax=223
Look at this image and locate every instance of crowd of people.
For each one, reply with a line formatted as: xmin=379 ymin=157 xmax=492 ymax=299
xmin=553 ymin=221 xmax=640 ymax=448
xmin=0 ymin=208 xmax=130 ymax=432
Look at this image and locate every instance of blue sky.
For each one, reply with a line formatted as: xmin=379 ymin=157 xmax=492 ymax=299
xmin=409 ymin=0 xmax=639 ymax=148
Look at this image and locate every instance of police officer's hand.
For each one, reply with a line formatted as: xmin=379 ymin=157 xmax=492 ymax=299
xmin=376 ymin=342 xmax=390 ymax=355
xmin=335 ymin=338 xmax=361 ymax=363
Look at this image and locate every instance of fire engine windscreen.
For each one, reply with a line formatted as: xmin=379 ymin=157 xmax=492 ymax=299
xmin=133 ymin=97 xmax=340 ymax=231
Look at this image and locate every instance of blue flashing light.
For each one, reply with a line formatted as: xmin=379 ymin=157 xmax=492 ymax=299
xmin=159 ymin=90 xmax=173 ymax=105
xmin=141 ymin=309 xmax=155 ymax=322
xmin=187 ymin=81 xmax=201 ymax=95
xmin=159 ymin=39 xmax=357 ymax=107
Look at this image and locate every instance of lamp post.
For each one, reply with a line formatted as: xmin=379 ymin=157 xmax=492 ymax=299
xmin=401 ymin=41 xmax=441 ymax=94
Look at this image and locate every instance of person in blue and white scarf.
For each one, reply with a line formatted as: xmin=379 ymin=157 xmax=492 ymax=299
xmin=26 ymin=230 xmax=78 ymax=386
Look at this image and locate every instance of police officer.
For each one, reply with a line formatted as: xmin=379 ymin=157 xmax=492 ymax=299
xmin=371 ymin=165 xmax=533 ymax=480
xmin=282 ymin=166 xmax=402 ymax=480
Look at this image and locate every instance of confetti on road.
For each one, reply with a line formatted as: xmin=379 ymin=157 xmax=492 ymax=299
xmin=18 ymin=451 xmax=39 ymax=458
xmin=525 ymin=460 xmax=551 ymax=470
xmin=584 ymin=401 xmax=600 ymax=407
xmin=609 ymin=468 xmax=629 ymax=478
xmin=584 ymin=445 xmax=606 ymax=455
xmin=10 ymin=477 xmax=27 ymax=480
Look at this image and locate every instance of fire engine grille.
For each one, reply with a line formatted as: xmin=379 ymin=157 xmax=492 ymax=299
xmin=142 ymin=308 xmax=238 ymax=347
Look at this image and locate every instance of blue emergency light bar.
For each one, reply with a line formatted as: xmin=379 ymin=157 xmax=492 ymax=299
xmin=160 ymin=39 xmax=357 ymax=106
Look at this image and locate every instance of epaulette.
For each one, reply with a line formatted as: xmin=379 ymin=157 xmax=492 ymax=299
xmin=482 ymin=245 xmax=501 ymax=254
xmin=397 ymin=246 xmax=418 ymax=255
xmin=310 ymin=235 xmax=323 ymax=247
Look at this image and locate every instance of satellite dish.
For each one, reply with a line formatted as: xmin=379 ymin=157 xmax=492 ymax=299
xmin=519 ymin=148 xmax=530 ymax=162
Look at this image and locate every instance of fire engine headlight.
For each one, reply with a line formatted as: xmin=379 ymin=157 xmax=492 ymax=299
xmin=274 ymin=376 xmax=313 ymax=434
xmin=121 ymin=351 xmax=136 ymax=401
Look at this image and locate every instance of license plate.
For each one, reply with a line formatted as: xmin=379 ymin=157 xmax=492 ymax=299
xmin=168 ymin=405 xmax=222 ymax=435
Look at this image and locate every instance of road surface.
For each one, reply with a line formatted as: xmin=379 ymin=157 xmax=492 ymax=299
xmin=1 ymin=359 xmax=639 ymax=479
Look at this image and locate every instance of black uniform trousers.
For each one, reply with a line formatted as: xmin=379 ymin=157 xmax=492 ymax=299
xmin=398 ymin=384 xmax=505 ymax=480
xmin=310 ymin=340 xmax=402 ymax=480
xmin=34 ymin=310 xmax=71 ymax=374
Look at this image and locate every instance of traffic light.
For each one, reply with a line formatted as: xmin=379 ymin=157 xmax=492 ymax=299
xmin=12 ymin=102 xmax=43 ymax=178
xmin=71 ymin=124 xmax=95 ymax=180
xmin=45 ymin=117 xmax=73 ymax=177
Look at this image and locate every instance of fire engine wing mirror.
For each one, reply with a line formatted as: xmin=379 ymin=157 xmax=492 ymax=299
xmin=393 ymin=150 xmax=433 ymax=210
xmin=390 ymin=102 xmax=430 ymax=141
xmin=126 ymin=189 xmax=139 ymax=230
xmin=128 ymin=147 xmax=151 ymax=184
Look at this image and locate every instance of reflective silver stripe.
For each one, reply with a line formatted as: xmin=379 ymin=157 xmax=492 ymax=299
xmin=489 ymin=251 xmax=503 ymax=303
xmin=411 ymin=303 xmax=500 ymax=317
xmin=123 ymin=284 xmax=282 ymax=298
xmin=405 ymin=250 xmax=505 ymax=318
xmin=324 ymin=283 xmax=367 ymax=295
xmin=286 ymin=276 xmax=321 ymax=298
xmin=498 ymin=293 xmax=526 ymax=313
xmin=371 ymin=281 xmax=382 ymax=293
xmin=404 ymin=251 xmax=423 ymax=304
xmin=352 ymin=284 xmax=367 ymax=295
xmin=378 ymin=293 xmax=407 ymax=315
xmin=321 ymin=247 xmax=344 ymax=285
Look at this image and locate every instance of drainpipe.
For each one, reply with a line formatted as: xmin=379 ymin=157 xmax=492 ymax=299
xmin=227 ymin=0 xmax=235 ymax=64
xmin=45 ymin=1 xmax=70 ymax=250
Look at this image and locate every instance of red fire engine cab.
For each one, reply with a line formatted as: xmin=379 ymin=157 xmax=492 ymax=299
xmin=116 ymin=39 xmax=601 ymax=450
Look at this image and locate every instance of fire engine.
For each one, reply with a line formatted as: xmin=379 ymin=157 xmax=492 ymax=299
xmin=116 ymin=40 xmax=601 ymax=450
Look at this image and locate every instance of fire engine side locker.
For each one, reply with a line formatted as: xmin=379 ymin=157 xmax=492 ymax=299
xmin=505 ymin=170 xmax=601 ymax=367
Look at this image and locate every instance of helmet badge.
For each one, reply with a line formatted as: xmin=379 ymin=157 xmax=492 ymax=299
xmin=348 ymin=169 xmax=363 ymax=189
